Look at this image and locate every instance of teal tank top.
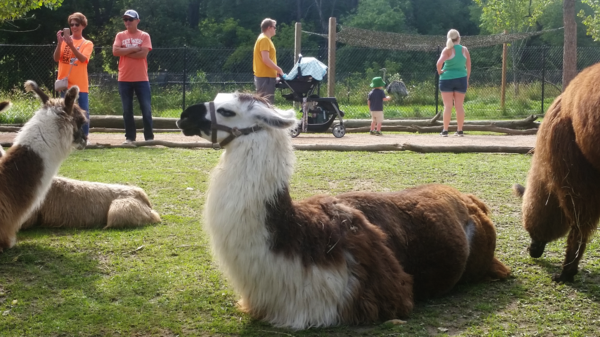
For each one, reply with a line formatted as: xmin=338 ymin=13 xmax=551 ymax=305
xmin=440 ymin=45 xmax=467 ymax=80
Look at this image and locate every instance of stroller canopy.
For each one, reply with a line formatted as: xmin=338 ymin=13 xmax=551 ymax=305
xmin=283 ymin=57 xmax=328 ymax=81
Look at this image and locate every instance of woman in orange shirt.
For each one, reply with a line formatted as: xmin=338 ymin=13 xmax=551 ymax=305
xmin=53 ymin=12 xmax=94 ymax=143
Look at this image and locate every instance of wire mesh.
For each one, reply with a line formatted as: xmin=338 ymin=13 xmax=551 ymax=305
xmin=0 ymin=44 xmax=596 ymax=122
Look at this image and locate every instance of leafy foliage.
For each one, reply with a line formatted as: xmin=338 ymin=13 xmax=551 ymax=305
xmin=0 ymin=0 xmax=63 ymax=21
xmin=579 ymin=0 xmax=600 ymax=41
xmin=473 ymin=0 xmax=552 ymax=33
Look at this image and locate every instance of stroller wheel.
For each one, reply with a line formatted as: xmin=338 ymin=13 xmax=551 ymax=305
xmin=332 ymin=124 xmax=346 ymax=138
xmin=290 ymin=122 xmax=301 ymax=138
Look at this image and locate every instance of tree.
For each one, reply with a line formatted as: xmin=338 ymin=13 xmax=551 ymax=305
xmin=0 ymin=0 xmax=64 ymax=21
xmin=473 ymin=0 xmax=552 ymax=34
xmin=564 ymin=0 xmax=577 ymax=89
xmin=342 ymin=0 xmax=408 ymax=33
xmin=579 ymin=0 xmax=600 ymax=40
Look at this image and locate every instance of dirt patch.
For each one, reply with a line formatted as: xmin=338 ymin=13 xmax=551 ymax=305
xmin=0 ymin=131 xmax=536 ymax=149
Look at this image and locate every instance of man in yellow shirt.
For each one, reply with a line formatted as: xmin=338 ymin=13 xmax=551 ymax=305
xmin=253 ymin=18 xmax=283 ymax=104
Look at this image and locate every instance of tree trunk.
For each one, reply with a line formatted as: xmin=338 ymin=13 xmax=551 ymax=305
xmin=188 ymin=0 xmax=202 ymax=28
xmin=563 ymin=0 xmax=577 ymax=90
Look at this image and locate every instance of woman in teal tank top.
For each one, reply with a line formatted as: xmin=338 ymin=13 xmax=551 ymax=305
xmin=436 ymin=29 xmax=471 ymax=137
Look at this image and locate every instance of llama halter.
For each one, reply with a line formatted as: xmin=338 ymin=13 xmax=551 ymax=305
xmin=208 ymin=101 xmax=262 ymax=149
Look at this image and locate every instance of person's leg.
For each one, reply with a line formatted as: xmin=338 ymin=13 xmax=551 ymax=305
xmin=370 ymin=112 xmax=376 ymax=133
xmin=134 ymin=81 xmax=154 ymax=141
xmin=255 ymin=77 xmax=276 ymax=104
xmin=372 ymin=111 xmax=383 ymax=134
xmin=77 ymin=92 xmax=90 ymax=137
xmin=118 ymin=81 xmax=136 ymax=141
xmin=441 ymin=91 xmax=454 ymax=134
xmin=454 ymin=92 xmax=466 ymax=132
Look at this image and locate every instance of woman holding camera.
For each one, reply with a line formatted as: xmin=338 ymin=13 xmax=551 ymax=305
xmin=54 ymin=12 xmax=94 ymax=142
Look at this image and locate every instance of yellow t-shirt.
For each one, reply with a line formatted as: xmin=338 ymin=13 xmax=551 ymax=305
xmin=57 ymin=38 xmax=94 ymax=93
xmin=253 ymin=33 xmax=277 ymax=78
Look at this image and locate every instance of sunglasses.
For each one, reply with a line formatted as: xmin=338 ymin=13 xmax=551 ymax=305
xmin=123 ymin=17 xmax=135 ymax=22
xmin=70 ymin=23 xmax=80 ymax=27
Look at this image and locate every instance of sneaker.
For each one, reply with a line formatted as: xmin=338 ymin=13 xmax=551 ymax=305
xmin=375 ymin=131 xmax=383 ymax=136
xmin=369 ymin=130 xmax=376 ymax=135
xmin=454 ymin=130 xmax=464 ymax=137
xmin=86 ymin=140 xmax=92 ymax=146
xmin=440 ymin=130 xmax=448 ymax=137
xmin=122 ymin=139 xmax=134 ymax=145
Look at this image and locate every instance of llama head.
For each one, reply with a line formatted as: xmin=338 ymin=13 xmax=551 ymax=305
xmin=176 ymin=92 xmax=296 ymax=147
xmin=22 ymin=80 xmax=88 ymax=150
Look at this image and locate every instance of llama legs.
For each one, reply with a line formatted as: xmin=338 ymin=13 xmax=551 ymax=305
xmin=553 ymin=227 xmax=589 ymax=283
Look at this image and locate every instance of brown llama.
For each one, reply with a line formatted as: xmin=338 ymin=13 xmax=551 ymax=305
xmin=515 ymin=62 xmax=600 ymax=282
xmin=176 ymin=93 xmax=510 ymax=329
xmin=0 ymin=81 xmax=87 ymax=251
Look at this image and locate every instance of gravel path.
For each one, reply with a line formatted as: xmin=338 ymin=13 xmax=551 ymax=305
xmin=0 ymin=131 xmax=536 ymax=149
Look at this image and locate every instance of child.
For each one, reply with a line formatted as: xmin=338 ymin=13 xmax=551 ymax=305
xmin=368 ymin=77 xmax=391 ymax=136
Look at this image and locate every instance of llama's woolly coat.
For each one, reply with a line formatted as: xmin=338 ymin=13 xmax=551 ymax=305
xmin=519 ymin=62 xmax=600 ymax=282
xmin=0 ymin=83 xmax=87 ymax=251
xmin=177 ymin=94 xmax=510 ymax=329
xmin=19 ymin=176 xmax=161 ymax=230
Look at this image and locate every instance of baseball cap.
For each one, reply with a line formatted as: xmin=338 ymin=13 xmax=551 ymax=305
xmin=123 ymin=10 xmax=139 ymax=19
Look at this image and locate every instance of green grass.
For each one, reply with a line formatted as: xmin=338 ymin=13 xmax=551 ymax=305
xmin=1 ymin=148 xmax=600 ymax=336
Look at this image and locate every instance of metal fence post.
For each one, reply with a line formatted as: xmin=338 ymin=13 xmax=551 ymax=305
xmin=541 ymin=46 xmax=546 ymax=115
xmin=183 ymin=45 xmax=187 ymax=111
xmin=435 ymin=46 xmax=440 ymax=115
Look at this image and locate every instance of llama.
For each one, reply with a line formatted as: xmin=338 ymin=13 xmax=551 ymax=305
xmin=176 ymin=93 xmax=510 ymax=329
xmin=0 ymin=81 xmax=87 ymax=251
xmin=18 ymin=176 xmax=162 ymax=230
xmin=515 ymin=63 xmax=600 ymax=283
xmin=0 ymin=101 xmax=160 ymax=230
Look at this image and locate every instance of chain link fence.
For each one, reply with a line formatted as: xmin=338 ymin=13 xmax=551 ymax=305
xmin=1 ymin=44 xmax=599 ymax=122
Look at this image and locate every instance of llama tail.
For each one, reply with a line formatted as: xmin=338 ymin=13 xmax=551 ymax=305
xmin=0 ymin=100 xmax=11 ymax=113
xmin=512 ymin=184 xmax=525 ymax=198
xmin=24 ymin=80 xmax=49 ymax=104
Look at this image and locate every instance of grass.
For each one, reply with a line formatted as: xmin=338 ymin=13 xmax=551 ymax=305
xmin=1 ymin=148 xmax=600 ymax=336
xmin=0 ymin=80 xmax=558 ymax=123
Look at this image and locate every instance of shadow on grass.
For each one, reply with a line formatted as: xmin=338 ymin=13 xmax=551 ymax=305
xmin=235 ymin=277 xmax=527 ymax=337
xmin=533 ymin=255 xmax=600 ymax=302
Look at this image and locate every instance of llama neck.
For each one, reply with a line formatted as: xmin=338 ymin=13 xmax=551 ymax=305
xmin=12 ymin=112 xmax=73 ymax=211
xmin=204 ymin=128 xmax=295 ymax=244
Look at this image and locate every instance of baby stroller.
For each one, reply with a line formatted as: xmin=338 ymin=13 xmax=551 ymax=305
xmin=276 ymin=55 xmax=346 ymax=138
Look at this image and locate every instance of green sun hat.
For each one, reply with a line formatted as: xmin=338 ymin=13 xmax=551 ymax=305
xmin=370 ymin=77 xmax=386 ymax=88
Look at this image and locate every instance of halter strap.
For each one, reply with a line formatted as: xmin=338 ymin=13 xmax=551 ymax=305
xmin=209 ymin=101 xmax=262 ymax=149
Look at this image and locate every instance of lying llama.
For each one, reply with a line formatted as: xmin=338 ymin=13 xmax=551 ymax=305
xmin=176 ymin=93 xmax=510 ymax=329
xmin=514 ymin=63 xmax=600 ymax=283
xmin=17 ymin=176 xmax=161 ymax=230
xmin=0 ymin=82 xmax=87 ymax=251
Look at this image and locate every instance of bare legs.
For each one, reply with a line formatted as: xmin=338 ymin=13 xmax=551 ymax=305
xmin=441 ymin=91 xmax=466 ymax=132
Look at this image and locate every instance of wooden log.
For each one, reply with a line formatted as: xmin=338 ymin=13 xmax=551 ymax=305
xmin=89 ymin=127 xmax=182 ymax=133
xmin=86 ymin=140 xmax=213 ymax=149
xmin=89 ymin=116 xmax=178 ymax=129
xmin=413 ymin=125 xmax=538 ymax=135
xmin=402 ymin=143 xmax=533 ymax=154
xmin=345 ymin=126 xmax=417 ymax=133
xmin=0 ymin=126 xmax=21 ymax=132
xmin=293 ymin=144 xmax=402 ymax=151
xmin=342 ymin=114 xmax=539 ymax=129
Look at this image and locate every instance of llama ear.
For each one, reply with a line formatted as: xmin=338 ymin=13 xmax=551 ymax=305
xmin=64 ymin=85 xmax=80 ymax=115
xmin=24 ymin=80 xmax=49 ymax=104
xmin=254 ymin=107 xmax=297 ymax=129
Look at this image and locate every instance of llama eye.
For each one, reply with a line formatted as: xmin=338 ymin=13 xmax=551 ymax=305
xmin=217 ymin=108 xmax=236 ymax=117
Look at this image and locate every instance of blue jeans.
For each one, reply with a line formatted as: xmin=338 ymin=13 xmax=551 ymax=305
xmin=61 ymin=91 xmax=89 ymax=136
xmin=118 ymin=81 xmax=154 ymax=141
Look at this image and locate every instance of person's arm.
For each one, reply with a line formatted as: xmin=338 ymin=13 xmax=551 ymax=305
xmin=464 ymin=46 xmax=471 ymax=84
xmin=113 ymin=45 xmax=141 ymax=56
xmin=261 ymin=50 xmax=283 ymax=76
xmin=126 ymin=47 xmax=150 ymax=59
xmin=436 ymin=47 xmax=450 ymax=75
xmin=53 ymin=30 xmax=63 ymax=62
xmin=65 ymin=38 xmax=89 ymax=63
xmin=383 ymin=95 xmax=391 ymax=102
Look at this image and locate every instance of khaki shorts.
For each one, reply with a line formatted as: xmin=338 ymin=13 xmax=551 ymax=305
xmin=370 ymin=111 xmax=384 ymax=123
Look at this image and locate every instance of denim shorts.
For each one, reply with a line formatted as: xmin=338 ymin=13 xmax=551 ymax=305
xmin=439 ymin=76 xmax=468 ymax=93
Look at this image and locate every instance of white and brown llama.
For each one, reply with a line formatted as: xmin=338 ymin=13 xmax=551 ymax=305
xmin=176 ymin=93 xmax=510 ymax=329
xmin=0 ymin=81 xmax=87 ymax=251
xmin=0 ymin=102 xmax=161 ymax=230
